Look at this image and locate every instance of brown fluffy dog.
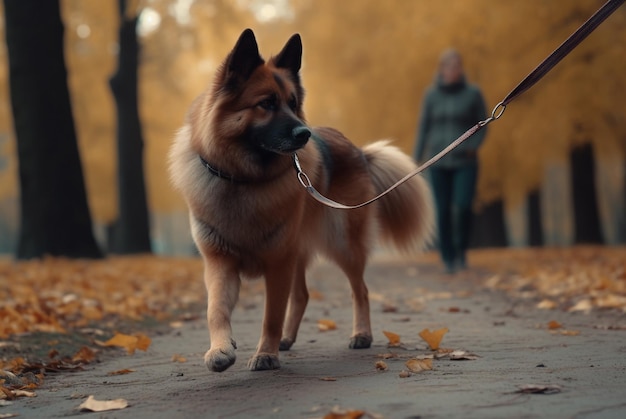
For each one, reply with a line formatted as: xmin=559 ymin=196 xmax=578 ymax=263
xmin=169 ymin=29 xmax=434 ymax=372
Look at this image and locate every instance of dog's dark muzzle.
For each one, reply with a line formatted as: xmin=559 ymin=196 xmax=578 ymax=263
xmin=291 ymin=126 xmax=311 ymax=147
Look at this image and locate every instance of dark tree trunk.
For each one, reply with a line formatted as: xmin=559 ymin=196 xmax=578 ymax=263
xmin=469 ymin=199 xmax=508 ymax=248
xmin=527 ymin=189 xmax=543 ymax=246
xmin=108 ymin=0 xmax=152 ymax=254
xmin=570 ymin=143 xmax=603 ymax=244
xmin=3 ymin=0 xmax=102 ymax=259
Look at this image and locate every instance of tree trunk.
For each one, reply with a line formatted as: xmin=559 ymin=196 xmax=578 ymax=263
xmin=3 ymin=0 xmax=102 ymax=259
xmin=109 ymin=0 xmax=152 ymax=254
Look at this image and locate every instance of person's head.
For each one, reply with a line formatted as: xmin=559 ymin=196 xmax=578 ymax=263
xmin=438 ymin=48 xmax=464 ymax=85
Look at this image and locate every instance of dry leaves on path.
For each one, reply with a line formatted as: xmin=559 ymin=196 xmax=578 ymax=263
xmin=418 ymin=328 xmax=448 ymax=350
xmin=0 ymin=256 xmax=207 ymax=339
xmin=97 ymin=332 xmax=151 ymax=355
xmin=435 ymin=350 xmax=480 ymax=361
xmin=318 ymin=319 xmax=337 ymax=332
xmin=382 ymin=330 xmax=401 ymax=347
xmin=78 ymin=395 xmax=128 ymax=412
xmin=515 ymin=384 xmax=562 ymax=395
xmin=477 ymin=247 xmax=626 ymax=312
xmin=405 ymin=358 xmax=433 ymax=373
xmin=323 ymin=406 xmax=382 ymax=419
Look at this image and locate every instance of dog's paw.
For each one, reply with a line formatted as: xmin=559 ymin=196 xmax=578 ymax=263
xmin=349 ymin=333 xmax=373 ymax=349
xmin=279 ymin=338 xmax=294 ymax=351
xmin=204 ymin=344 xmax=237 ymax=372
xmin=247 ymin=353 xmax=280 ymax=371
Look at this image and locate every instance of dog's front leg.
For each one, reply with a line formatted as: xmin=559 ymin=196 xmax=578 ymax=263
xmin=203 ymin=256 xmax=241 ymax=372
xmin=248 ymin=260 xmax=295 ymax=371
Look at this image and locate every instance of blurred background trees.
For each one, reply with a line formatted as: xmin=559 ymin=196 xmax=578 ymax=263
xmin=0 ymin=0 xmax=624 ymax=256
xmin=2 ymin=0 xmax=101 ymax=258
xmin=108 ymin=0 xmax=151 ymax=254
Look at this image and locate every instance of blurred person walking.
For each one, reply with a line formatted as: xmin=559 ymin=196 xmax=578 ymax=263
xmin=414 ymin=49 xmax=487 ymax=274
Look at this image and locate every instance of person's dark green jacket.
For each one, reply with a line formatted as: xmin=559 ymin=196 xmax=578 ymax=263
xmin=414 ymin=77 xmax=487 ymax=168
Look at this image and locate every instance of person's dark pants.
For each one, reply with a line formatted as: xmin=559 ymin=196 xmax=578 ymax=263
xmin=429 ymin=166 xmax=478 ymax=272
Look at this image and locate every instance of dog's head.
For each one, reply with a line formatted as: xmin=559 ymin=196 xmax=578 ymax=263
xmin=200 ymin=29 xmax=310 ymax=165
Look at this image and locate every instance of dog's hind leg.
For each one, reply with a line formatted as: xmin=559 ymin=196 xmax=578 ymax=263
xmin=280 ymin=258 xmax=308 ymax=351
xmin=202 ymin=256 xmax=241 ymax=372
xmin=248 ymin=258 xmax=296 ymax=371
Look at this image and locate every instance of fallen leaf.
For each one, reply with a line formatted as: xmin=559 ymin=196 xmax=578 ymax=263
xmin=435 ymin=348 xmax=453 ymax=356
xmin=381 ymin=303 xmax=398 ymax=313
xmin=135 ymin=334 xmax=151 ymax=351
xmin=558 ymin=330 xmax=580 ymax=336
xmin=0 ymin=413 xmax=18 ymax=418
xmin=323 ymin=408 xmax=366 ymax=419
xmin=107 ymin=369 xmax=135 ymax=376
xmin=447 ymin=307 xmax=461 ymax=313
xmin=547 ymin=320 xmax=562 ymax=330
xmin=79 ymin=395 xmax=128 ymax=412
xmin=382 ymin=330 xmax=401 ymax=346
xmin=169 ymin=321 xmax=184 ymax=329
xmin=419 ymin=328 xmax=448 ymax=350
xmin=376 ymin=353 xmax=398 ymax=360
xmin=319 ymin=377 xmax=337 ymax=382
xmin=171 ymin=354 xmax=187 ymax=363
xmin=100 ymin=333 xmax=151 ymax=355
xmin=516 ymin=384 xmax=562 ymax=394
xmin=405 ymin=358 xmax=433 ymax=373
xmin=375 ymin=361 xmax=388 ymax=371
xmin=318 ymin=319 xmax=337 ymax=332
xmin=72 ymin=346 xmax=97 ymax=363
xmin=448 ymin=350 xmax=480 ymax=360
xmin=398 ymin=370 xmax=411 ymax=378
xmin=569 ymin=299 xmax=593 ymax=312
xmin=537 ymin=299 xmax=557 ymax=309
xmin=11 ymin=390 xmax=35 ymax=398
xmin=0 ymin=387 xmax=14 ymax=400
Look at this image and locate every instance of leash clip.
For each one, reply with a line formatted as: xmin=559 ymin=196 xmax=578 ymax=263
xmin=293 ymin=154 xmax=313 ymax=189
xmin=479 ymin=101 xmax=506 ymax=127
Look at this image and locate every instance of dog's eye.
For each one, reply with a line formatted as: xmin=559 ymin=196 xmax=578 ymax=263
xmin=258 ymin=96 xmax=277 ymax=111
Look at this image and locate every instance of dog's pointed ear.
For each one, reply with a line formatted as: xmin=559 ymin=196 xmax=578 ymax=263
xmin=273 ymin=33 xmax=302 ymax=75
xmin=225 ymin=29 xmax=264 ymax=85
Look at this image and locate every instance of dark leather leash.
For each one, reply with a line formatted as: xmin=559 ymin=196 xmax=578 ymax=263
xmin=294 ymin=0 xmax=625 ymax=210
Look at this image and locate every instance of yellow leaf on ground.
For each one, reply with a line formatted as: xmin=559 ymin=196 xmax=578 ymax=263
xmin=547 ymin=320 xmax=562 ymax=330
xmin=107 ymin=369 xmax=135 ymax=376
xmin=405 ymin=358 xmax=433 ymax=373
xmin=318 ymin=319 xmax=337 ymax=332
xmin=569 ymin=299 xmax=593 ymax=312
xmin=559 ymin=330 xmax=580 ymax=336
xmin=171 ymin=354 xmax=187 ymax=363
xmin=135 ymin=334 xmax=151 ymax=351
xmin=375 ymin=361 xmax=388 ymax=371
xmin=12 ymin=390 xmax=35 ymax=398
xmin=537 ymin=299 xmax=557 ymax=309
xmin=72 ymin=346 xmax=97 ymax=363
xmin=324 ymin=409 xmax=366 ymax=419
xmin=101 ymin=333 xmax=151 ymax=355
xmin=78 ymin=395 xmax=128 ymax=412
xmin=419 ymin=328 xmax=448 ymax=350
xmin=382 ymin=330 xmax=401 ymax=346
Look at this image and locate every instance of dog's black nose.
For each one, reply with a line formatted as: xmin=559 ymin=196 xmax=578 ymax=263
xmin=292 ymin=126 xmax=311 ymax=142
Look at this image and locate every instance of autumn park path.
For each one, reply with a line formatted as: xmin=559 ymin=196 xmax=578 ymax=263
xmin=3 ymin=248 xmax=626 ymax=418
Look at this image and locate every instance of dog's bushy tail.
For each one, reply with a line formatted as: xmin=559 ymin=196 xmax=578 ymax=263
xmin=363 ymin=141 xmax=435 ymax=252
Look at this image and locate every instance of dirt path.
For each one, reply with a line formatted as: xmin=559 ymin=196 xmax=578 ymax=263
xmin=5 ymin=258 xmax=626 ymax=418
